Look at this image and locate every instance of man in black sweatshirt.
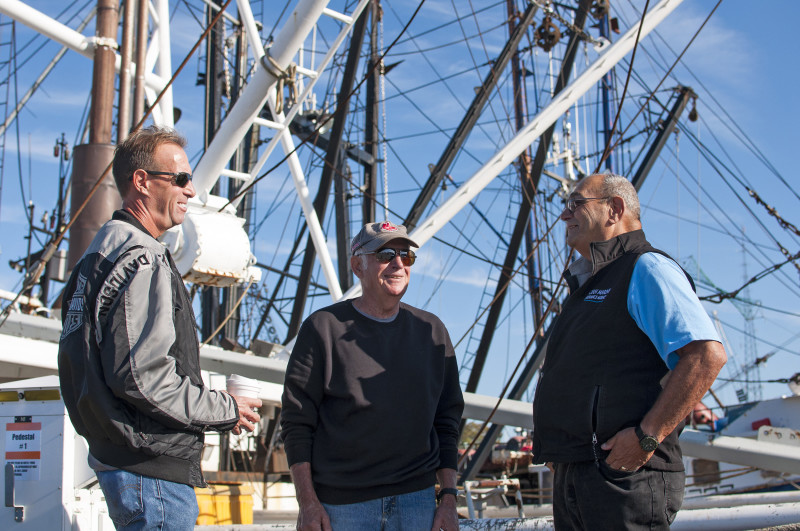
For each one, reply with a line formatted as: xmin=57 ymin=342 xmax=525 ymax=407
xmin=281 ymin=221 xmax=464 ymax=531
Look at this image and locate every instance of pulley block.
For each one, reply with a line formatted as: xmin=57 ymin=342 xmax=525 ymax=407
xmin=591 ymin=0 xmax=611 ymax=19
xmin=535 ymin=17 xmax=561 ymax=52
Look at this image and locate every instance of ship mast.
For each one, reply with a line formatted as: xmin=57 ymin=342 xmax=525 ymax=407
xmin=66 ymin=0 xmax=121 ymax=270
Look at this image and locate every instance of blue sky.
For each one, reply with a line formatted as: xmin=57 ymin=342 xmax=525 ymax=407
xmin=0 ymin=0 xmax=798 ymax=411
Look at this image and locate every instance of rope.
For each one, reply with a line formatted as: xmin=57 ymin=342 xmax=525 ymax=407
xmin=200 ymin=276 xmax=256 ymax=347
xmin=223 ymin=0 xmax=430 ymax=210
xmin=260 ymin=52 xmax=298 ymax=115
xmin=0 ymin=0 xmax=235 ymax=329
xmin=596 ymin=0 xmax=650 ymax=171
xmin=717 ymin=374 xmax=797 ymax=385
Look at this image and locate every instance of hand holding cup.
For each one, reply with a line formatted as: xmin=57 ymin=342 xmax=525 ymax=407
xmin=227 ymin=374 xmax=263 ymax=434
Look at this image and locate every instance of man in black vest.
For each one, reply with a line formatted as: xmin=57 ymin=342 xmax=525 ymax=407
xmin=532 ymin=173 xmax=726 ymax=529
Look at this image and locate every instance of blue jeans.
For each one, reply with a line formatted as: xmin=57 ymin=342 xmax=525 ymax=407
xmin=95 ymin=469 xmax=199 ymax=530
xmin=322 ymin=486 xmax=436 ymax=530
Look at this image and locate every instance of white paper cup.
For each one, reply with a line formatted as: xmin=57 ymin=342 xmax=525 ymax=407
xmin=226 ymin=374 xmax=261 ymax=399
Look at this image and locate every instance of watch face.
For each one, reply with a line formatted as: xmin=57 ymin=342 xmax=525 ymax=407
xmin=640 ymin=436 xmax=658 ymax=452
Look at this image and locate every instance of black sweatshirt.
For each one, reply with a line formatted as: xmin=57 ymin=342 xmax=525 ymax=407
xmin=280 ymin=300 xmax=464 ymax=504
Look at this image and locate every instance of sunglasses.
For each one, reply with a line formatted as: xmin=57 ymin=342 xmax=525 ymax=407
xmin=565 ymin=196 xmax=608 ymax=213
xmin=360 ymin=248 xmax=416 ymax=266
xmin=142 ymin=170 xmax=193 ymax=188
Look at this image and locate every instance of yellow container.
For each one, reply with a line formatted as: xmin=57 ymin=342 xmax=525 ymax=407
xmin=195 ymin=483 xmax=254 ymax=525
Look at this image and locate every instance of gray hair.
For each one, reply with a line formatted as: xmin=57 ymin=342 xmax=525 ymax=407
xmin=597 ymin=172 xmax=640 ymax=221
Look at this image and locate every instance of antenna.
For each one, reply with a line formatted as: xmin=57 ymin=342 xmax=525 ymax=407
xmin=740 ymin=239 xmax=761 ymax=401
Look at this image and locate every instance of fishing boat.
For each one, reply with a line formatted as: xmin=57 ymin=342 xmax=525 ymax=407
xmin=0 ymin=0 xmax=799 ymax=528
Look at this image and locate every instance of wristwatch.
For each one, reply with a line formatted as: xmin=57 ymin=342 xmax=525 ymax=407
xmin=436 ymin=487 xmax=459 ymax=503
xmin=635 ymin=424 xmax=659 ymax=452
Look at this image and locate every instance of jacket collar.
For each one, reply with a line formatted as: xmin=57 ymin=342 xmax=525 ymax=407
xmin=113 ymin=209 xmax=153 ymax=239
xmin=564 ymin=229 xmax=650 ymax=291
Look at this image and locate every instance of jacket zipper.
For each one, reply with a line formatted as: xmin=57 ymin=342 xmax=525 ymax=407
xmin=591 ymin=385 xmax=601 ymax=468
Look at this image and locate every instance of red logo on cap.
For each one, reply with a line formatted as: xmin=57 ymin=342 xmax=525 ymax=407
xmin=381 ymin=221 xmax=398 ymax=232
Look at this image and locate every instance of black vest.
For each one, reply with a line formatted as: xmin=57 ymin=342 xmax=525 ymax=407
xmin=532 ymin=230 xmax=684 ymax=471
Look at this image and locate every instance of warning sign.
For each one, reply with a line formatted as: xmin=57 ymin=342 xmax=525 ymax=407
xmin=5 ymin=422 xmax=41 ymax=481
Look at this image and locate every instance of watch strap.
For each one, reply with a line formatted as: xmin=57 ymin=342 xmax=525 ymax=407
xmin=634 ymin=424 xmax=658 ymax=451
xmin=436 ymin=487 xmax=459 ymax=503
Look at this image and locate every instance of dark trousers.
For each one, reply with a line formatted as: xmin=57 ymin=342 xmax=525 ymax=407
xmin=553 ymin=460 xmax=685 ymax=530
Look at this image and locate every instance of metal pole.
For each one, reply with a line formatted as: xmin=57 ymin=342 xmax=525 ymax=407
xmin=599 ymin=14 xmax=616 ymax=172
xmin=403 ymin=1 xmax=539 ymax=230
xmin=464 ymin=0 xmax=591 ymax=396
xmin=201 ymin=2 xmax=224 ymax=347
xmin=631 ymin=86 xmax=694 ymax=190
xmin=153 ymin=0 xmax=174 ymax=126
xmin=191 ymin=0 xmax=332 ymax=199
xmin=0 ymin=0 xmax=168 ymax=93
xmin=0 ymin=10 xmax=95 ymax=139
xmin=132 ymin=0 xmax=147 ymax=125
xmin=88 ymin=0 xmax=118 ymax=145
xmin=287 ymin=6 xmax=368 ymax=337
xmin=506 ymin=0 xmax=543 ymax=340
xmin=117 ymin=0 xmax=135 ymax=140
xmin=362 ymin=0 xmax=379 ymax=225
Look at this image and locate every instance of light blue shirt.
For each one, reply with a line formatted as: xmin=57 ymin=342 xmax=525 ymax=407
xmin=627 ymin=253 xmax=720 ymax=370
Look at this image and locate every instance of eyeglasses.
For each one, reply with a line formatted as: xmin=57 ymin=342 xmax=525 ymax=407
xmin=359 ymin=248 xmax=416 ymax=266
xmin=565 ymin=196 xmax=608 ymax=213
xmin=142 ymin=170 xmax=193 ymax=188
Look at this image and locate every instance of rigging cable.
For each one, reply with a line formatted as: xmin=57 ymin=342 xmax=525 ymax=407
xmin=383 ymin=0 xmax=522 ymax=161
xmin=595 ymin=0 xmax=650 ymax=172
xmin=655 ymin=134 xmax=800 ymax=298
xmin=602 ymin=50 xmax=800 ymax=295
xmin=621 ymin=0 xmax=799 ymax=203
xmin=223 ymin=0 xmax=430 ymax=208
xmin=676 ymin=125 xmax=800 ymax=278
xmin=615 ymin=4 xmax=800 ymax=208
xmin=10 ymin=21 xmax=40 ymax=242
xmin=389 ymin=0 xmax=506 ymax=55
xmin=746 ymin=188 xmax=800 ymax=239
xmin=601 ymin=0 xmax=724 ymax=167
xmin=453 ymin=213 xmax=563 ymax=349
xmin=458 ymin=0 xmax=514 ymax=145
xmin=298 ymin=133 xmax=539 ymax=282
xmin=699 ymin=250 xmax=800 ymax=304
xmin=0 ymin=0 xmax=236 ymax=329
xmin=597 ymin=38 xmax=800 ymax=296
xmin=457 ymin=257 xmax=570 ymax=467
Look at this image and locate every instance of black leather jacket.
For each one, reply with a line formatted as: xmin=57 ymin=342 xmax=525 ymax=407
xmin=59 ymin=210 xmax=239 ymax=487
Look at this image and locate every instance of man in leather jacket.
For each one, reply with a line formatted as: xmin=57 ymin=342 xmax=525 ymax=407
xmin=59 ymin=126 xmax=262 ymax=529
